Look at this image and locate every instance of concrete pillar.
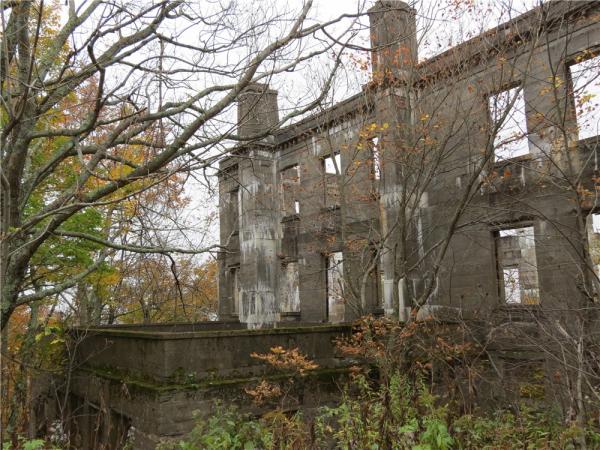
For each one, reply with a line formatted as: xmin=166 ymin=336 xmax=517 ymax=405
xmin=236 ymin=85 xmax=281 ymax=328
xmin=369 ymin=0 xmax=417 ymax=317
xmin=298 ymin=135 xmax=328 ymax=323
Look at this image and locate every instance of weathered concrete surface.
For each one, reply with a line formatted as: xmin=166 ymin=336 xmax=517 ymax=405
xmin=67 ymin=317 xmax=554 ymax=449
xmin=73 ymin=322 xmax=351 ymax=382
xmin=68 ymin=322 xmax=353 ymax=449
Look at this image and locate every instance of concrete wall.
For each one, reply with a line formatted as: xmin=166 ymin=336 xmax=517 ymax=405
xmin=218 ymin=1 xmax=600 ymax=328
xmin=69 ymin=323 xmax=353 ymax=449
xmin=73 ymin=323 xmax=351 ymax=382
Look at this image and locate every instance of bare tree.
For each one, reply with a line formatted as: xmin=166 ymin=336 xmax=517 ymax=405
xmin=265 ymin=0 xmax=600 ymax=435
xmin=365 ymin=0 xmax=600 ymax=435
xmin=0 ymin=0 xmax=368 ymax=440
xmin=0 ymin=0 xmax=365 ymax=328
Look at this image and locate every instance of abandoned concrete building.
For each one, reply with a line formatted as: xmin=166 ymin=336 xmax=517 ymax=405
xmin=65 ymin=1 xmax=600 ymax=448
xmin=218 ymin=0 xmax=600 ymax=328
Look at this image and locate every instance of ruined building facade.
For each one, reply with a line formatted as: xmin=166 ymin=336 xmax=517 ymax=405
xmin=62 ymin=2 xmax=600 ymax=447
xmin=218 ymin=0 xmax=600 ymax=328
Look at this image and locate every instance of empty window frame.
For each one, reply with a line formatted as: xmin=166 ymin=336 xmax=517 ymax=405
xmin=569 ymin=53 xmax=600 ymax=140
xmin=281 ymin=164 xmax=300 ymax=184
xmin=371 ymin=137 xmax=381 ymax=180
xmin=586 ymin=213 xmax=600 ymax=291
xmin=495 ymin=226 xmax=540 ymax=305
xmin=326 ymin=252 xmax=344 ymax=322
xmin=230 ymin=267 xmax=240 ymax=315
xmin=281 ymin=262 xmax=300 ymax=313
xmin=281 ymin=165 xmax=300 ymax=216
xmin=323 ymin=153 xmax=341 ymax=175
xmin=489 ymin=86 xmax=529 ymax=160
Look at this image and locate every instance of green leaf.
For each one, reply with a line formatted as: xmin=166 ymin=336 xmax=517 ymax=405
xmin=22 ymin=440 xmax=46 ymax=450
xmin=399 ymin=418 xmax=418 ymax=433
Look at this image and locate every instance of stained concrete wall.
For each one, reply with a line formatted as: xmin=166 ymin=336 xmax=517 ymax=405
xmin=69 ymin=323 xmax=352 ymax=449
xmin=69 ymin=317 xmax=556 ymax=449
xmin=73 ymin=323 xmax=351 ymax=382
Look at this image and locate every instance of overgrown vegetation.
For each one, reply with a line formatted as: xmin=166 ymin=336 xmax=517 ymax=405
xmin=165 ymin=317 xmax=600 ymax=450
xmin=166 ymin=376 xmax=600 ymax=449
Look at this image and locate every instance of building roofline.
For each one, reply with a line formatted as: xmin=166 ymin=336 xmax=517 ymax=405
xmin=223 ymin=1 xmax=599 ymax=160
xmin=416 ymin=1 xmax=598 ymax=83
xmin=273 ymin=90 xmax=373 ymax=146
xmin=273 ymin=1 xmax=599 ymax=147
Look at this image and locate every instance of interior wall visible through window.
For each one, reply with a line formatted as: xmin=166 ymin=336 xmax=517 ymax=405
xmin=327 ymin=252 xmax=344 ymax=322
xmin=281 ymin=164 xmax=300 ymax=216
xmin=281 ymin=262 xmax=300 ymax=313
xmin=495 ymin=226 xmax=539 ymax=304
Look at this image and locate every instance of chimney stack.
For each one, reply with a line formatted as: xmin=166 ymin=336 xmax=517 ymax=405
xmin=368 ymin=1 xmax=417 ymax=82
xmin=237 ymin=83 xmax=279 ymax=140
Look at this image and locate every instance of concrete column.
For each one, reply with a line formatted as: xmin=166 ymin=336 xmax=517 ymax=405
xmin=298 ymin=135 xmax=328 ymax=322
xmin=236 ymin=84 xmax=281 ymax=328
xmin=370 ymin=0 xmax=417 ymax=317
xmin=237 ymin=150 xmax=280 ymax=328
xmin=237 ymin=83 xmax=279 ymax=141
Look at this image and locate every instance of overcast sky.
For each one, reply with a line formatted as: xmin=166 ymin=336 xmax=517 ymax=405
xmin=181 ymin=0 xmax=541 ymax=255
xmin=60 ymin=0 xmax=538 ymax=253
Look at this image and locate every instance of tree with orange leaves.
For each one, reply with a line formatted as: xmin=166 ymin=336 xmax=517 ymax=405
xmin=0 ymin=0 xmax=359 ymax=442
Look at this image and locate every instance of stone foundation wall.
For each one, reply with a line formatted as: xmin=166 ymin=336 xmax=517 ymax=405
xmin=67 ymin=323 xmax=353 ymax=449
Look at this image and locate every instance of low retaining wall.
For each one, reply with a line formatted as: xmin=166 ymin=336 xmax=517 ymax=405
xmin=67 ymin=322 xmax=354 ymax=449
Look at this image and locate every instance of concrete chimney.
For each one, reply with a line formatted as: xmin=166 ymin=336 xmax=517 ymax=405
xmin=237 ymin=83 xmax=279 ymax=140
xmin=368 ymin=1 xmax=417 ymax=81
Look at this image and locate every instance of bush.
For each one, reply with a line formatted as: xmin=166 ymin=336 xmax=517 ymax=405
xmin=172 ymin=317 xmax=600 ymax=449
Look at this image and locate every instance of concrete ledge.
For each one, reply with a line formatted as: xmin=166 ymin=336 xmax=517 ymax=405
xmin=76 ymin=365 xmax=353 ymax=394
xmin=73 ymin=322 xmax=351 ymax=340
xmin=73 ymin=323 xmax=353 ymax=383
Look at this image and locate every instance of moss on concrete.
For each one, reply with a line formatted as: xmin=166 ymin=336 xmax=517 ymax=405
xmin=76 ymin=323 xmax=352 ymax=341
xmin=80 ymin=365 xmax=353 ymax=394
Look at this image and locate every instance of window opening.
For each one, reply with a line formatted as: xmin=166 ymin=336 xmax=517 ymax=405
xmin=281 ymin=165 xmax=300 ymax=216
xmin=496 ymin=226 xmax=539 ymax=304
xmin=489 ymin=86 xmax=529 ymax=160
xmin=371 ymin=137 xmax=381 ymax=180
xmin=569 ymin=53 xmax=600 ymax=140
xmin=282 ymin=164 xmax=300 ymax=183
xmin=327 ymin=252 xmax=344 ymax=322
xmin=281 ymin=262 xmax=300 ymax=313
xmin=324 ymin=153 xmax=341 ymax=175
